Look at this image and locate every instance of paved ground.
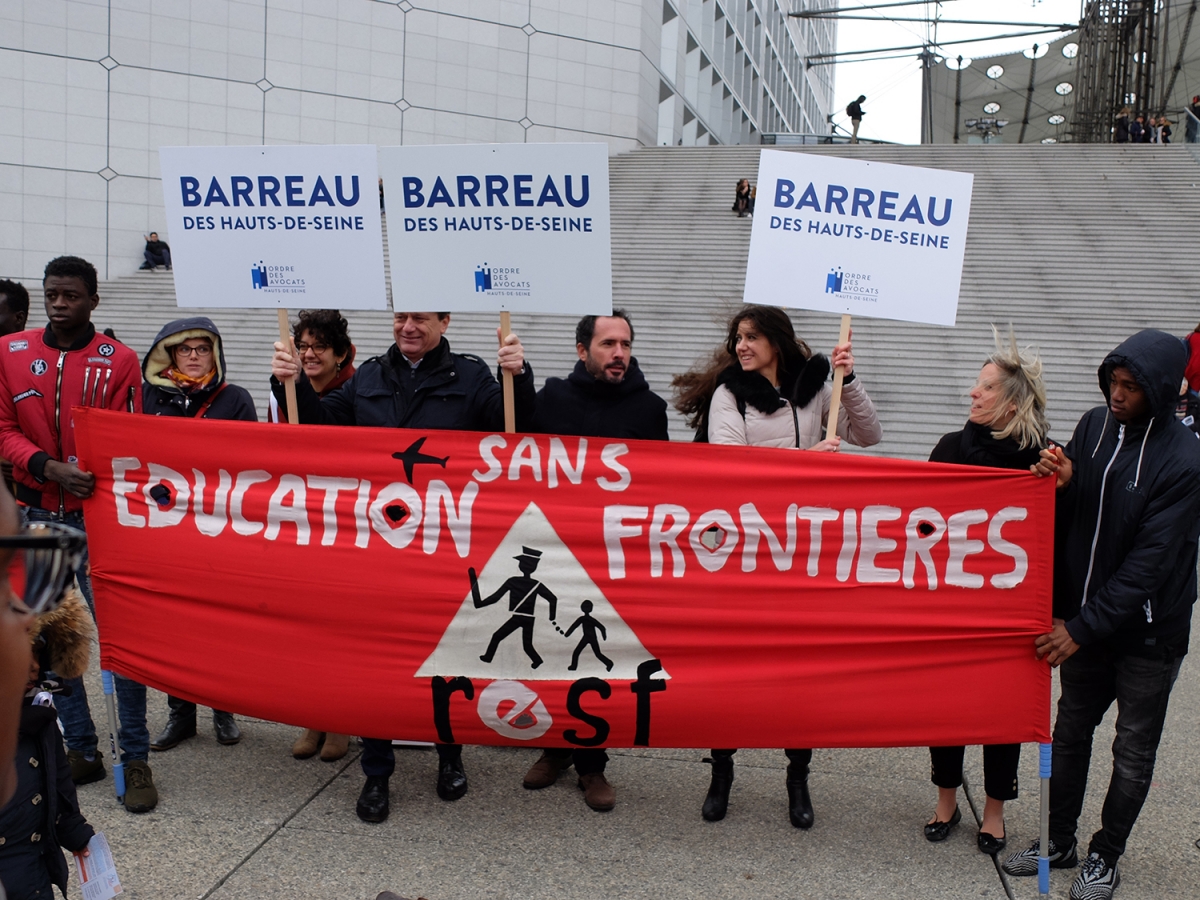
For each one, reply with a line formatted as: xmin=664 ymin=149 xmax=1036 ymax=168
xmin=58 ymin=620 xmax=1199 ymax=900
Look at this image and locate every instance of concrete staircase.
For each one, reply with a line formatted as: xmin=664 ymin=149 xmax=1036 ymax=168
xmin=93 ymin=143 xmax=1200 ymax=458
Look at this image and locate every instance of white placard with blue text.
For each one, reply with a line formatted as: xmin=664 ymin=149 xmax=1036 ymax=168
xmin=158 ymin=145 xmax=388 ymax=309
xmin=379 ymin=143 xmax=612 ymax=314
xmin=744 ymin=150 xmax=974 ymax=327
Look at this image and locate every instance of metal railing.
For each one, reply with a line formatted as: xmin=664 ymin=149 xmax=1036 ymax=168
xmin=760 ymin=132 xmax=896 ymax=146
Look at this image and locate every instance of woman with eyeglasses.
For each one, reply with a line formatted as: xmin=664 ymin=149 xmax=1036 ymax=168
xmin=269 ymin=309 xmax=356 ymax=424
xmin=141 ymin=316 xmax=257 ymax=752
xmin=271 ymin=310 xmax=356 ymax=762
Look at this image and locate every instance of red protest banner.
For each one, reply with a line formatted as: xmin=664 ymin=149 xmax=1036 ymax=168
xmin=75 ymin=408 xmax=1053 ymax=749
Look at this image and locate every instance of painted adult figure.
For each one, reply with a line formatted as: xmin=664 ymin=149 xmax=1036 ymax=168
xmin=923 ymin=329 xmax=1048 ymax=855
xmin=273 ymin=310 xmax=357 ymax=764
xmin=1003 ymin=330 xmax=1200 ymax=900
xmin=474 ymin=547 xmax=558 ymax=668
xmin=673 ymin=304 xmax=881 ymax=827
xmin=142 ymin=317 xmax=257 ymax=753
xmin=0 ymin=256 xmax=157 ymax=813
xmin=271 ymin=310 xmax=533 ymax=825
xmin=523 ymin=310 xmax=669 ymax=812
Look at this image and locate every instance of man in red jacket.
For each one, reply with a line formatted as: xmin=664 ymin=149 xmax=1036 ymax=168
xmin=0 ymin=256 xmax=157 ymax=813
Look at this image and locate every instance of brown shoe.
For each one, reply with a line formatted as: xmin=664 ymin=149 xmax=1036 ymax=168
xmin=292 ymin=729 xmax=323 ymax=759
xmin=523 ymin=751 xmax=572 ymax=789
xmin=319 ymin=733 xmax=351 ymax=761
xmin=578 ymin=772 xmax=615 ymax=811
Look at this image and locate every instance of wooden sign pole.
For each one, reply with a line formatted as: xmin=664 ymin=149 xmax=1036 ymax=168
xmin=499 ymin=310 xmax=515 ymax=434
xmin=276 ymin=308 xmax=300 ymax=425
xmin=824 ymin=313 xmax=852 ymax=443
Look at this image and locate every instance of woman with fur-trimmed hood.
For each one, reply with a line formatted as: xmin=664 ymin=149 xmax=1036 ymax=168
xmin=141 ymin=317 xmax=257 ymax=752
xmin=672 ymin=304 xmax=881 ymax=831
xmin=0 ymin=591 xmax=96 ymax=900
xmin=142 ymin=316 xmax=257 ymax=421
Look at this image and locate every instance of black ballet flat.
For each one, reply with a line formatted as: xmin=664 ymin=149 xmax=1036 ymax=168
xmin=923 ymin=806 xmax=962 ymax=842
xmin=977 ymin=828 xmax=1007 ymax=855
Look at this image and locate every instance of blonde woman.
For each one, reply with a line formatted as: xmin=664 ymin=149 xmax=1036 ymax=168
xmin=924 ymin=327 xmax=1049 ymax=854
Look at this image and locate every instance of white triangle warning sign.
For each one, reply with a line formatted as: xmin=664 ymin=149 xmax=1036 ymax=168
xmin=417 ymin=502 xmax=668 ymax=681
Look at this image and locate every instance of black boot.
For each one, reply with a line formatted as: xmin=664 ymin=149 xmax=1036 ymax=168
xmin=786 ymin=762 xmax=814 ymax=829
xmin=702 ymin=756 xmax=734 ymax=821
xmin=356 ymin=775 xmax=390 ymax=823
xmin=213 ymin=711 xmax=242 ymax=745
xmin=436 ymin=751 xmax=468 ymax=801
xmin=151 ymin=696 xmax=197 ymax=751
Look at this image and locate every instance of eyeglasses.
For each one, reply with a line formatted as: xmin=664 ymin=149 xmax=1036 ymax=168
xmin=294 ymin=341 xmax=330 ymax=355
xmin=0 ymin=522 xmax=87 ymax=615
xmin=174 ymin=344 xmax=212 ymax=357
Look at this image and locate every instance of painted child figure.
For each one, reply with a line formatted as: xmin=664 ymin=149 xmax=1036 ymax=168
xmin=565 ymin=600 xmax=613 ymax=672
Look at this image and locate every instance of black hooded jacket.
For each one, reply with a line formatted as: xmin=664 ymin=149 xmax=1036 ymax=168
xmin=142 ymin=317 xmax=258 ymax=422
xmin=1055 ymin=329 xmax=1200 ymax=656
xmin=532 ymin=358 xmax=668 ymax=440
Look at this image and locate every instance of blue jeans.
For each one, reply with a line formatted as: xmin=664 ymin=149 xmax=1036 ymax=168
xmin=23 ymin=507 xmax=150 ymax=763
xmin=1049 ymin=642 xmax=1184 ymax=864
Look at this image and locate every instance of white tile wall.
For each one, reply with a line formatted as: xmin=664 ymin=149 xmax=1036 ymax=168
xmin=2 ymin=0 xmax=824 ymax=283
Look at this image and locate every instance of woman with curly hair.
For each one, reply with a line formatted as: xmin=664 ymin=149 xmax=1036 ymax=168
xmin=274 ymin=310 xmax=356 ymax=763
xmin=269 ymin=309 xmax=356 ymax=423
xmin=672 ymin=304 xmax=882 ymax=828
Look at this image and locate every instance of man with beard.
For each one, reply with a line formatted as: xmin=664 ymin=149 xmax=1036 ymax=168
xmin=522 ymin=310 xmax=668 ymax=812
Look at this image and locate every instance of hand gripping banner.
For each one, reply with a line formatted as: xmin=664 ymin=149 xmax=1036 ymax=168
xmin=75 ymin=409 xmax=1053 ymax=749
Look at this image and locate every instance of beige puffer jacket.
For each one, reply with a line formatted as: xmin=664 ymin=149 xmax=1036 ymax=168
xmin=708 ymin=376 xmax=882 ymax=449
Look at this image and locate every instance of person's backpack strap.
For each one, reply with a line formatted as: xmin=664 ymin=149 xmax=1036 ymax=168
xmin=195 ymin=383 xmax=228 ymax=419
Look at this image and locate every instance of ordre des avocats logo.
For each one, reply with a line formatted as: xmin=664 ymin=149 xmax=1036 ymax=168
xmin=251 ymin=260 xmax=307 ymax=295
xmin=823 ymin=266 xmax=879 ymax=300
xmin=473 ymin=262 xmax=531 ymax=298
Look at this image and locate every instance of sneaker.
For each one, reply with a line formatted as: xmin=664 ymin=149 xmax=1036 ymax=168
xmin=67 ymin=750 xmax=105 ymax=785
xmin=123 ymin=760 xmax=159 ymax=813
xmin=1001 ymin=837 xmax=1078 ymax=876
xmin=1070 ymin=853 xmax=1120 ymax=900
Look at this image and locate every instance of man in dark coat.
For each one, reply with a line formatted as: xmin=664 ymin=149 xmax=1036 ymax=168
xmin=270 ymin=310 xmax=533 ymax=825
xmin=1003 ymin=329 xmax=1200 ymax=900
xmin=142 ymin=316 xmax=256 ymax=752
xmin=139 ymin=232 xmax=170 ymax=270
xmin=522 ymin=310 xmax=668 ymax=812
xmin=531 ymin=309 xmax=668 ymax=441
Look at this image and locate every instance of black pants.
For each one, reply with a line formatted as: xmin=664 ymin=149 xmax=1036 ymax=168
xmin=361 ymin=738 xmax=460 ymax=777
xmin=929 ymin=743 xmax=1020 ymax=801
xmin=144 ymin=248 xmax=170 ymax=267
xmin=711 ymin=747 xmax=812 ymax=771
xmin=541 ymin=746 xmax=608 ymax=776
xmin=1049 ymin=643 xmax=1183 ymax=864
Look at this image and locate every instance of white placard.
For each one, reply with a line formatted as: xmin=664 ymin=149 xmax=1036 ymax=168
xmin=379 ymin=143 xmax=612 ymax=314
xmin=744 ymin=150 xmax=974 ymax=327
xmin=158 ymin=145 xmax=388 ymax=309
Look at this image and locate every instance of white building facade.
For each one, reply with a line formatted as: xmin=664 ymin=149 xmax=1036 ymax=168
xmin=1 ymin=0 xmax=834 ymax=281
